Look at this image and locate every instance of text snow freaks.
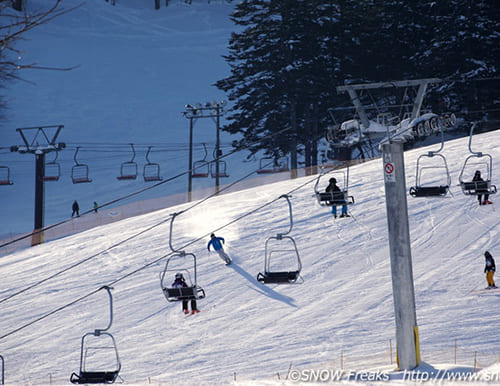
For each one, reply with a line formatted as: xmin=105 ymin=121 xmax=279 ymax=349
xmin=288 ymin=369 xmax=390 ymax=382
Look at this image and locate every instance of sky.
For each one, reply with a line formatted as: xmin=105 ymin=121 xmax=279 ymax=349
xmin=0 ymin=130 xmax=499 ymax=384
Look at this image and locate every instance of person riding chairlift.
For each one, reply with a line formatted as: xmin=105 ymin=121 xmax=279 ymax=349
xmin=172 ymin=273 xmax=200 ymax=314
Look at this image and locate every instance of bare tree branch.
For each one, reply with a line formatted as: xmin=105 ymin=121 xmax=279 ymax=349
xmin=0 ymin=1 xmax=83 ymax=113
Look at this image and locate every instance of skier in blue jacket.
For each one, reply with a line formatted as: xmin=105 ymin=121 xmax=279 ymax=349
xmin=207 ymin=233 xmax=232 ymax=265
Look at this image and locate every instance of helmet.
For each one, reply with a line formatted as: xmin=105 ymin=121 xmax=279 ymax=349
xmin=175 ymin=272 xmax=183 ymax=280
xmin=329 ymin=177 xmax=337 ymax=184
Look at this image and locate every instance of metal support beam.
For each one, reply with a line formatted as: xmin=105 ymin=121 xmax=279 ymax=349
xmin=187 ymin=117 xmax=194 ymax=201
xmin=381 ymin=141 xmax=419 ymax=370
xmin=346 ymin=88 xmax=370 ymax=129
xmin=11 ymin=125 xmax=65 ymax=246
xmin=182 ymin=102 xmax=226 ymax=197
xmin=215 ymin=106 xmax=221 ymax=194
xmin=33 ymin=153 xmax=45 ymax=246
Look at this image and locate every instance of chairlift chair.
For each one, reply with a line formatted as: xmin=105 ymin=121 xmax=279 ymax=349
xmin=210 ymin=147 xmax=229 ymax=178
xmin=117 ymin=143 xmax=138 ymax=180
xmin=192 ymin=143 xmax=209 ymax=178
xmin=458 ymin=123 xmax=497 ymax=196
xmin=42 ymin=151 xmax=61 ymax=181
xmin=70 ymin=286 xmax=121 ymax=384
xmin=256 ymin=156 xmax=289 ymax=174
xmin=257 ymin=195 xmax=303 ymax=284
xmin=314 ymin=166 xmax=355 ymax=207
xmin=210 ymin=160 xmax=229 ymax=178
xmin=0 ymin=166 xmax=13 ymax=186
xmin=143 ymin=146 xmax=162 ymax=182
xmin=409 ymin=120 xmax=451 ymax=197
xmin=71 ymin=147 xmax=92 ymax=184
xmin=159 ymin=213 xmax=206 ymax=302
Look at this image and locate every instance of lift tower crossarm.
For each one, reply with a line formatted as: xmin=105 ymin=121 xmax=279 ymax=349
xmin=336 ymin=79 xmax=442 ymax=129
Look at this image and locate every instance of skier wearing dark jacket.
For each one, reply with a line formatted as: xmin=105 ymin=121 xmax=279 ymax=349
xmin=484 ymin=251 xmax=496 ymax=289
xmin=325 ymin=178 xmax=348 ymax=218
xmin=71 ymin=200 xmax=80 ymax=217
xmin=473 ymin=170 xmax=492 ymax=205
xmin=172 ymin=273 xmax=199 ymax=314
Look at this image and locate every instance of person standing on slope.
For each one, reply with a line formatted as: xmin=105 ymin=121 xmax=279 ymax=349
xmin=71 ymin=200 xmax=80 ymax=217
xmin=207 ymin=233 xmax=232 ymax=265
xmin=484 ymin=251 xmax=496 ymax=289
xmin=172 ymin=273 xmax=200 ymax=314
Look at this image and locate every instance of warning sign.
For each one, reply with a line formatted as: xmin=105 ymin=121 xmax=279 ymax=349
xmin=384 ymin=162 xmax=395 ymax=182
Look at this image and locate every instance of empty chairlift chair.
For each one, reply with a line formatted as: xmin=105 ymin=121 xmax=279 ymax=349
xmin=70 ymin=286 xmax=121 ymax=384
xmin=143 ymin=146 xmax=162 ymax=182
xmin=314 ymin=166 xmax=355 ymax=207
xmin=71 ymin=147 xmax=92 ymax=184
xmin=42 ymin=151 xmax=61 ymax=181
xmin=191 ymin=143 xmax=209 ymax=178
xmin=210 ymin=147 xmax=229 ymax=178
xmin=409 ymin=119 xmax=451 ymax=197
xmin=160 ymin=212 xmax=206 ymax=302
xmin=117 ymin=143 xmax=137 ymax=181
xmin=458 ymin=122 xmax=497 ymax=197
xmin=257 ymin=194 xmax=303 ymax=284
xmin=0 ymin=165 xmax=13 ymax=186
xmin=256 ymin=156 xmax=289 ymax=174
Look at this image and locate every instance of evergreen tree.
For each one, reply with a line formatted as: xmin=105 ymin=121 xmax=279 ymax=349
xmin=216 ymin=0 xmax=344 ymax=169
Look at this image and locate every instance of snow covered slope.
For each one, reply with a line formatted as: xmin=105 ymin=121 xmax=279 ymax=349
xmin=0 ymin=131 xmax=498 ymax=384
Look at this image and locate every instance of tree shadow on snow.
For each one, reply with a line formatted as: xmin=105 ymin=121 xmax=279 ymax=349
xmin=228 ymin=262 xmax=297 ymax=308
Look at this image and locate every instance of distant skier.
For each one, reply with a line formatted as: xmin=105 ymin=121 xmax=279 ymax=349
xmin=71 ymin=200 xmax=80 ymax=217
xmin=484 ymin=251 xmax=496 ymax=289
xmin=325 ymin=177 xmax=349 ymax=218
xmin=172 ymin=273 xmax=200 ymax=314
xmin=473 ymin=170 xmax=492 ymax=206
xmin=93 ymin=201 xmax=98 ymax=213
xmin=207 ymin=233 xmax=232 ymax=265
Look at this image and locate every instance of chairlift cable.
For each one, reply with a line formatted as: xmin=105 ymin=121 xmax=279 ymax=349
xmin=0 ymin=163 xmax=324 ymax=342
xmin=0 ymin=129 xmax=290 ymax=250
xmin=0 ymin=158 xmax=277 ymax=305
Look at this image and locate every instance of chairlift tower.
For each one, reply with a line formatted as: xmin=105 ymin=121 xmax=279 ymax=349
xmin=182 ymin=101 xmax=226 ymax=199
xmin=381 ymin=140 xmax=420 ymax=370
xmin=10 ymin=125 xmax=65 ymax=246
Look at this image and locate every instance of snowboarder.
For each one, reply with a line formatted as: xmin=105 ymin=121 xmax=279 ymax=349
xmin=473 ymin=170 xmax=492 ymax=205
xmin=207 ymin=233 xmax=232 ymax=265
xmin=71 ymin=200 xmax=80 ymax=217
xmin=172 ymin=273 xmax=199 ymax=314
xmin=484 ymin=251 xmax=496 ymax=289
xmin=325 ymin=177 xmax=349 ymax=218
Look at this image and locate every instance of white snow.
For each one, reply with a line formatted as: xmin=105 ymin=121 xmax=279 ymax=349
xmin=0 ymin=1 xmax=500 ymax=384
xmin=1 ymin=130 xmax=499 ymax=384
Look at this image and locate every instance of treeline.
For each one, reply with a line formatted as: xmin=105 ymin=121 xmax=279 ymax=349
xmin=216 ymin=0 xmax=499 ymax=166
